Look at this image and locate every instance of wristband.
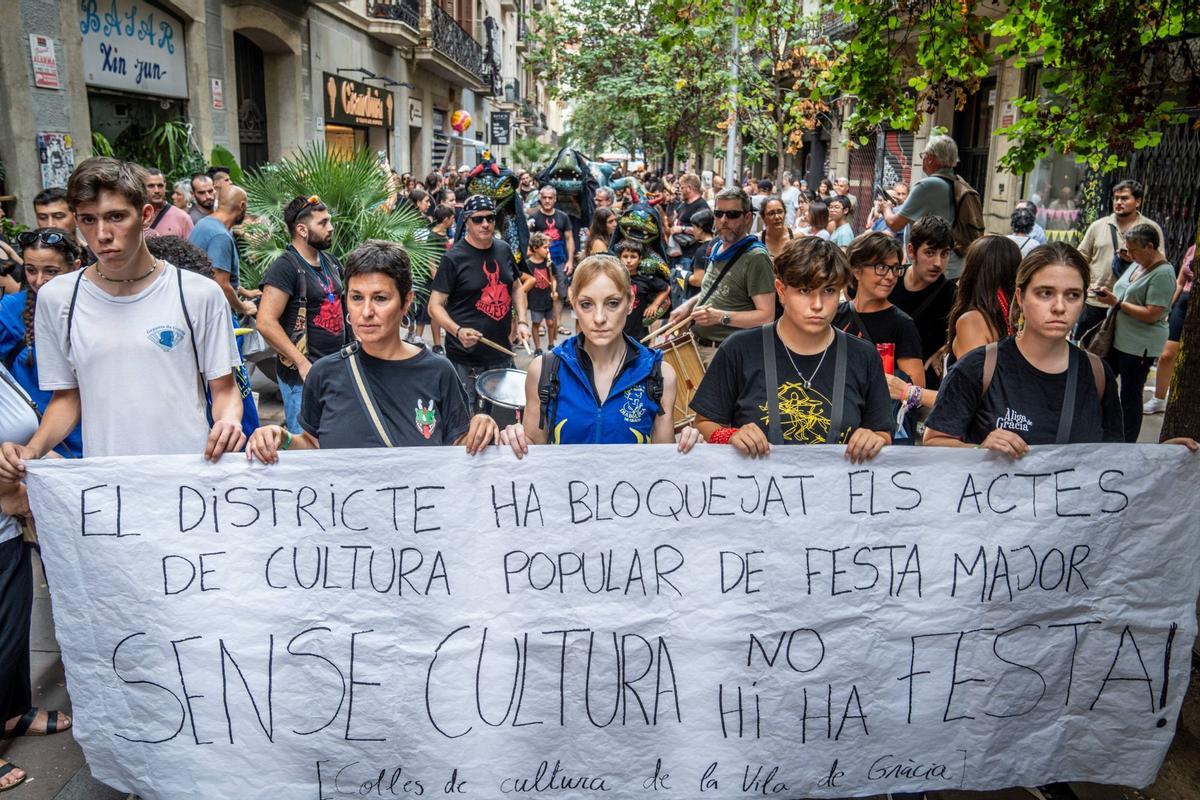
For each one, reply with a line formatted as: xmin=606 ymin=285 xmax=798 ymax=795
xmin=708 ymin=427 xmax=738 ymax=445
xmin=280 ymin=428 xmax=293 ymax=451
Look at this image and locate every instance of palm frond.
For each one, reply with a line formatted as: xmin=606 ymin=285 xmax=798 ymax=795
xmin=241 ymin=143 xmax=440 ymax=297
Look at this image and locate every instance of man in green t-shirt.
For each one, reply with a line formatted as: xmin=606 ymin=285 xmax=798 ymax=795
xmin=668 ymin=187 xmax=775 ymax=365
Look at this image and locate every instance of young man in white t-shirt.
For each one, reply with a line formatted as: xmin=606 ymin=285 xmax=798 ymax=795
xmin=0 ymin=157 xmax=244 ymax=478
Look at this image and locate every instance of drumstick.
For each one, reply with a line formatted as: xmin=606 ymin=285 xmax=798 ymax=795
xmin=640 ymin=315 xmax=693 ymax=345
xmin=477 ymin=335 xmax=517 ymax=358
xmin=523 ymin=337 xmax=534 ymax=355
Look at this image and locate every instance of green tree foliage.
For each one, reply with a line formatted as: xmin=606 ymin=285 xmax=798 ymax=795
xmin=508 ymin=136 xmax=554 ymax=171
xmin=525 ymin=0 xmax=726 ymax=167
xmin=820 ymin=0 xmax=1198 ymax=173
xmin=239 ymin=144 xmax=439 ymax=301
xmin=91 ymin=120 xmax=207 ymax=184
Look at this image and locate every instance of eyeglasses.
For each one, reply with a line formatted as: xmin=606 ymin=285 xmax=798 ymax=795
xmin=16 ymin=230 xmax=67 ymax=247
xmin=712 ymin=210 xmax=745 ymax=219
xmin=468 ymin=214 xmax=496 ymax=224
xmin=763 ymin=209 xmax=786 ymax=217
xmin=865 ymin=263 xmax=908 ymax=277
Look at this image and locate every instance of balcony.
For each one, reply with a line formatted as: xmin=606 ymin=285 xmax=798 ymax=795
xmin=363 ymin=0 xmax=421 ymax=46
xmin=515 ymin=12 xmax=528 ymax=51
xmin=415 ymin=2 xmax=486 ymax=89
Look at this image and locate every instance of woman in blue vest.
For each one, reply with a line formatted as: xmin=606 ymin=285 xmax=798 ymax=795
xmin=500 ymin=255 xmax=701 ymax=452
xmin=0 ymin=229 xmax=84 ymax=457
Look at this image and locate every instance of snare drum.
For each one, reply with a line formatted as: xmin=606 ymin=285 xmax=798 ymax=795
xmin=654 ymin=332 xmax=705 ymax=428
xmin=475 ymin=368 xmax=527 ymax=427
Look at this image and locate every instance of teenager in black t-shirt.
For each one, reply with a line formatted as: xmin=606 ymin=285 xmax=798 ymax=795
xmin=924 ymin=242 xmax=1170 ymax=452
xmin=246 ymin=241 xmax=500 ymax=460
xmin=429 ymin=195 xmax=530 ymax=410
xmin=691 ymin=236 xmax=891 ymax=460
xmin=887 ymin=216 xmax=956 ymax=388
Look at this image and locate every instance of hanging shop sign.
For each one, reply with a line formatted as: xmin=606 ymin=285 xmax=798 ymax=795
xmin=323 ymin=72 xmax=394 ymax=128
xmin=490 ymin=111 xmax=511 ymax=145
xmin=79 ymin=0 xmax=189 ymax=99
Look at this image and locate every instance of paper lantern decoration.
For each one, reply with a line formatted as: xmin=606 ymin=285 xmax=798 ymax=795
xmin=451 ymin=109 xmax=472 ymax=133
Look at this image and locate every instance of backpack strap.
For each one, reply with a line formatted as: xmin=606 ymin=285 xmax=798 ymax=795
xmin=646 ymin=355 xmax=665 ymax=417
xmin=841 ymin=300 xmax=874 ymax=344
xmin=148 ymin=203 xmax=171 ymax=230
xmin=938 ymin=174 xmax=957 ymax=224
xmin=175 ymin=266 xmax=203 ymax=381
xmin=65 ymin=270 xmax=86 ymax=356
xmin=1084 ymin=349 xmax=1106 ymax=399
xmin=980 ymin=341 xmax=998 ymax=396
xmin=1055 ymin=349 xmax=1081 ymax=444
xmin=537 ymin=351 xmax=561 ymax=431
xmin=828 ymin=329 xmax=848 ymax=444
xmin=761 ymin=322 xmax=782 ymax=445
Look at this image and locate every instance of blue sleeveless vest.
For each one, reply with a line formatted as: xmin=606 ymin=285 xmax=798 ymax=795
xmin=547 ymin=335 xmax=663 ymax=445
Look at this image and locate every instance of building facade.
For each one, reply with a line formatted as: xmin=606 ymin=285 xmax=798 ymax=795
xmin=0 ymin=0 xmax=563 ymax=224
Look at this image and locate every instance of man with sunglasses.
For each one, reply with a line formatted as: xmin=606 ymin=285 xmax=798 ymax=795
xmin=429 ymin=195 xmax=529 ymax=412
xmin=667 ymin=187 xmax=775 ymax=366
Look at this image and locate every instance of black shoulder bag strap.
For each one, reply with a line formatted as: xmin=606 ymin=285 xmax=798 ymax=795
xmin=761 ymin=323 xmax=782 ymax=445
xmin=907 ymin=281 xmax=945 ymax=322
xmin=340 ymin=342 xmax=396 ymax=447
xmin=828 ymin=329 xmax=848 ymax=445
xmin=148 ymin=203 xmax=171 ymax=230
xmin=1107 ymin=223 xmax=1119 ymax=256
xmin=938 ymin=174 xmax=957 ymax=224
xmin=283 ymin=248 xmax=311 ymax=308
xmin=1055 ymin=349 xmax=1081 ymax=444
xmin=842 ymin=301 xmax=874 ymax=344
xmin=697 ymin=240 xmax=748 ymax=307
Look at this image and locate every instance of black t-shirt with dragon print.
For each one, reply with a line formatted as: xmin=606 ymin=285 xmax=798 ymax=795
xmin=432 ymin=238 xmax=518 ymax=367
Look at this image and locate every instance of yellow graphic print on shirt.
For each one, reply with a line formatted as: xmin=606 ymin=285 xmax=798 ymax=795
xmin=758 ymin=381 xmax=848 ymax=444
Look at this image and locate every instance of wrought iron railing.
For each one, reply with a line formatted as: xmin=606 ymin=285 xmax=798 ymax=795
xmin=368 ymin=0 xmax=420 ymax=29
xmin=431 ymin=4 xmax=485 ymax=82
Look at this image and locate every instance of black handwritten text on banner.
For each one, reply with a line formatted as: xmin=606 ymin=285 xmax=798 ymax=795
xmin=25 ymin=445 xmax=1199 ymax=799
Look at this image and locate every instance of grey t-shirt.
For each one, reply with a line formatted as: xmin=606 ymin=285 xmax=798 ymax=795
xmin=693 ymin=241 xmax=776 ymax=342
xmin=896 ymin=169 xmax=963 ymax=279
xmin=300 ymin=346 xmax=471 ymax=448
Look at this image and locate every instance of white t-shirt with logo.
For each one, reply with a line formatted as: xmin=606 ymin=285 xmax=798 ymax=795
xmin=35 ymin=262 xmax=240 ymax=457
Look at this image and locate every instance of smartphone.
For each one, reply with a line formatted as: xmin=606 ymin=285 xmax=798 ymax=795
xmin=874 ymin=184 xmax=897 ymax=204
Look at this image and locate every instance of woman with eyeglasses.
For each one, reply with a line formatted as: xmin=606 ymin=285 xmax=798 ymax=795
xmin=758 ymin=196 xmax=793 ymax=260
xmin=0 ymin=229 xmax=83 ymax=457
xmin=689 ymin=236 xmax=891 ymax=459
xmin=833 ymin=232 xmax=925 ymax=394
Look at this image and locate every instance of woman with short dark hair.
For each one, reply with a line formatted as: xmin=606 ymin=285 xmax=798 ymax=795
xmin=246 ymin=241 xmax=499 ymax=461
xmin=1091 ymin=223 xmax=1177 ymax=442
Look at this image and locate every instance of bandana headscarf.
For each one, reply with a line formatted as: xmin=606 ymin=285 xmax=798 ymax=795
xmin=463 ymin=195 xmax=496 ymax=215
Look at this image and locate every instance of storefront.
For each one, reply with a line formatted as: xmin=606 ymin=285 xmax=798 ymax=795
xmin=322 ymin=72 xmax=394 ymax=159
xmin=80 ymin=0 xmax=190 ymax=147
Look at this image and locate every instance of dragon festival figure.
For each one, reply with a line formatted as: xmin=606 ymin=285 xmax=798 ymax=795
xmin=536 ymin=147 xmax=603 ymax=235
xmin=458 ymin=149 xmax=528 ymax=264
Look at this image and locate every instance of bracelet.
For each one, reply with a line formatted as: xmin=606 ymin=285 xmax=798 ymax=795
xmin=904 ymin=383 xmax=923 ymax=411
xmin=280 ymin=427 xmax=293 ymax=451
xmin=708 ymin=427 xmax=738 ymax=444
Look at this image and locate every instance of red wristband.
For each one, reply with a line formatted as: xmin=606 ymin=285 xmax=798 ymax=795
xmin=708 ymin=427 xmax=738 ymax=444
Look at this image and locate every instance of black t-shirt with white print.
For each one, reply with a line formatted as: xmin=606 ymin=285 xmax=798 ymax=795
xmin=690 ymin=326 xmax=892 ymax=444
xmin=926 ymin=336 xmax=1123 ymax=445
xmin=432 ymin=238 xmax=518 ymax=367
xmin=261 ymin=248 xmax=347 ymax=385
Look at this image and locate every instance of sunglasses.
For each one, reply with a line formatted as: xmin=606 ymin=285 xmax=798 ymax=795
xmin=865 ymin=263 xmax=908 ymax=277
xmin=712 ymin=210 xmax=745 ymax=219
xmin=468 ymin=214 xmax=496 ymax=224
xmin=304 ymin=195 xmax=321 ymax=207
xmin=16 ymin=230 xmax=67 ymax=247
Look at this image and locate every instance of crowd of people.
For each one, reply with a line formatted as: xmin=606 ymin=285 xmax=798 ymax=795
xmin=0 ymin=132 xmax=1192 ymax=795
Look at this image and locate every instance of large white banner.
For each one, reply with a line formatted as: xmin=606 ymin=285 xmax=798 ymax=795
xmin=26 ymin=445 xmax=1200 ymax=799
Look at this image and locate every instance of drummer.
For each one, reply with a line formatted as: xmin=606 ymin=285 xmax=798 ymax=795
xmin=689 ymin=236 xmax=892 ymax=461
xmin=500 ymin=255 xmax=702 ymax=453
xmin=246 ymin=240 xmax=499 ymax=462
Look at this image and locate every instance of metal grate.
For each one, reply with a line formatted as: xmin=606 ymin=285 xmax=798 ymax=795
xmin=431 ymin=4 xmax=485 ymax=82
xmin=1084 ymin=112 xmax=1200 ymax=266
